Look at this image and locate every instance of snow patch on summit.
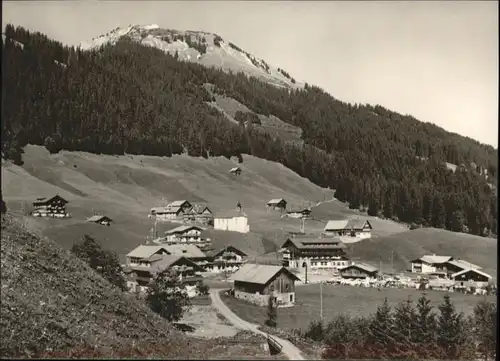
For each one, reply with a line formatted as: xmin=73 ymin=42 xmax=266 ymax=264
xmin=79 ymin=24 xmax=303 ymax=89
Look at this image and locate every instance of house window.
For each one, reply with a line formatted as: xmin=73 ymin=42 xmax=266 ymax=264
xmin=289 ymin=294 xmax=294 ymax=302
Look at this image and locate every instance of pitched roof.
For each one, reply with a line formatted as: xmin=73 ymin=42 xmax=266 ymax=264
xmin=168 ymin=200 xmax=190 ymax=207
xmin=451 ymin=268 xmax=492 ymax=279
xmin=445 ymin=259 xmax=482 ymax=271
xmin=162 ymin=244 xmax=206 ymax=258
xmin=185 ymin=204 xmax=212 ymax=215
xmin=128 ymin=255 xmax=203 ymax=274
xmin=229 ymin=167 xmax=241 ymax=172
xmin=86 ymin=215 xmax=112 ymax=222
xmin=282 ymin=237 xmax=347 ymax=250
xmin=33 ymin=195 xmax=68 ymax=205
xmin=341 ymin=263 xmax=378 ymax=273
xmin=208 ymin=245 xmax=248 ymax=258
xmin=267 ymin=198 xmax=286 ymax=205
xmin=414 ymin=255 xmax=453 ymax=265
xmin=324 ymin=219 xmax=371 ymax=231
xmin=126 ymin=245 xmax=169 ymax=259
xmin=324 ymin=220 xmax=349 ymax=230
xmin=230 ymin=263 xmax=300 ymax=284
xmin=150 ymin=206 xmax=183 ymax=214
xmin=215 ymin=210 xmax=248 ymax=219
xmin=165 ymin=225 xmax=204 ymax=235
xmin=287 ymin=208 xmax=311 ymax=214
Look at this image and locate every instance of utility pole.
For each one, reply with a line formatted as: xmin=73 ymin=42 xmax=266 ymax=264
xmin=320 ymin=281 xmax=323 ymax=322
xmin=379 ymin=259 xmax=382 ymax=274
xmin=391 ymin=251 xmax=394 ymax=274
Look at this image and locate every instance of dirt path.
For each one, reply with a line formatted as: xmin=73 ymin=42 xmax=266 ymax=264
xmin=210 ymin=289 xmax=306 ymax=360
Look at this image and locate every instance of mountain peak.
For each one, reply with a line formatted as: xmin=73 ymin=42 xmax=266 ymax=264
xmin=79 ymin=24 xmax=302 ymax=89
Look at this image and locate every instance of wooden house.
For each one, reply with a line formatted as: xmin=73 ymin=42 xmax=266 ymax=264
xmin=167 ymin=200 xmax=193 ymax=212
xmin=32 ymin=195 xmax=70 ymax=218
xmin=340 ymin=263 xmax=379 ymax=279
xmin=229 ymin=167 xmax=242 ymax=175
xmin=126 ymin=243 xmax=210 ymax=273
xmin=323 ymin=219 xmax=372 ymax=239
xmin=451 ymin=269 xmax=492 ymax=289
xmin=206 ymin=245 xmax=248 ymax=274
xmin=286 ymin=208 xmax=311 ymax=219
xmin=124 ymin=254 xmax=204 ymax=295
xmin=230 ymin=264 xmax=300 ymax=307
xmin=164 ymin=225 xmax=205 ymax=243
xmin=183 ymin=204 xmax=213 ymax=225
xmin=409 ymin=255 xmax=482 ymax=277
xmin=281 ymin=236 xmax=349 ymax=271
xmin=86 ymin=215 xmax=113 ymax=226
xmin=266 ymin=198 xmax=287 ymax=212
xmin=150 ymin=205 xmax=185 ymax=223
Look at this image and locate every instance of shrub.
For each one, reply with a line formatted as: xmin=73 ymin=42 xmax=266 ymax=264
xmin=71 ymin=235 xmax=127 ymax=291
xmin=198 ymin=282 xmax=209 ymax=296
xmin=146 ymin=270 xmax=191 ymax=322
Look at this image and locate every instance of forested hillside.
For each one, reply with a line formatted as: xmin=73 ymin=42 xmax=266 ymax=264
xmin=1 ymin=24 xmax=497 ymax=237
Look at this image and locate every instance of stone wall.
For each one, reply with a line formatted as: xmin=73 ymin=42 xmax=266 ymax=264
xmin=234 ymin=290 xmax=269 ymax=306
xmin=234 ymin=291 xmax=295 ymax=307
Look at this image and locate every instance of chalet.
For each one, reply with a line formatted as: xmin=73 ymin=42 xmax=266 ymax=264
xmin=286 ymin=208 xmax=311 ymax=219
xmin=266 ymin=198 xmax=287 ymax=211
xmin=183 ymin=204 xmax=213 ymax=225
xmin=281 ymin=236 xmax=350 ymax=270
xmin=124 ymin=255 xmax=204 ymax=296
xmin=451 ymin=268 xmax=492 ymax=289
xmin=206 ymin=245 xmax=248 ymax=273
xmin=409 ymin=255 xmax=482 ymax=277
xmin=126 ymin=245 xmax=171 ymax=265
xmin=167 ymin=200 xmax=193 ymax=212
xmin=230 ymin=264 xmax=300 ymax=307
xmin=340 ymin=263 xmax=379 ymax=279
xmin=150 ymin=206 xmax=184 ymax=222
xmin=164 ymin=225 xmax=205 ymax=243
xmin=324 ymin=219 xmax=372 ymax=239
xmin=214 ymin=210 xmax=250 ymax=233
xmin=127 ymin=243 xmax=210 ymax=271
xmin=32 ymin=195 xmax=70 ymax=218
xmin=229 ymin=167 xmax=242 ymax=175
xmin=86 ymin=215 xmax=113 ymax=226
xmin=410 ymin=255 xmax=453 ymax=275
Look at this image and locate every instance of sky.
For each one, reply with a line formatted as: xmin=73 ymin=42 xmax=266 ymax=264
xmin=3 ymin=1 xmax=498 ymax=147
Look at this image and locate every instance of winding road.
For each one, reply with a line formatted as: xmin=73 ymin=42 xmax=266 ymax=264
xmin=209 ymin=289 xmax=305 ymax=360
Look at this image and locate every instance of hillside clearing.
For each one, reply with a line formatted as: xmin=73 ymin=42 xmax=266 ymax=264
xmin=2 ymin=145 xmax=406 ymax=260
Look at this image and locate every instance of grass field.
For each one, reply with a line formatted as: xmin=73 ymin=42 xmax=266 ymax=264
xmin=2 ymin=145 xmax=405 ymax=259
xmin=222 ymin=284 xmax=496 ymax=332
xmin=2 ymin=145 xmax=496 ymax=273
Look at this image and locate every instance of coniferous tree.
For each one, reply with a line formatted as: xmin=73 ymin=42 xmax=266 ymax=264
xmin=437 ymin=295 xmax=464 ymax=359
xmin=368 ymin=298 xmax=394 ymax=348
xmin=431 ymin=195 xmax=446 ymax=228
xmin=473 ymin=300 xmax=497 ymax=361
xmin=392 ymin=298 xmax=417 ymax=347
xmin=413 ymin=294 xmax=437 ymax=346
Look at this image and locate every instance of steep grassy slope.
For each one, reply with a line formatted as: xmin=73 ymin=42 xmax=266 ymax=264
xmin=347 ymin=228 xmax=497 ymax=278
xmin=0 ymin=214 xmax=289 ymax=358
xmin=2 ymin=145 xmax=409 ymax=261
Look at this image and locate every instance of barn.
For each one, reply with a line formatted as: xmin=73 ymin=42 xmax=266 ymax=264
xmin=230 ymin=264 xmax=300 ymax=307
xmin=339 ymin=263 xmax=379 ymax=279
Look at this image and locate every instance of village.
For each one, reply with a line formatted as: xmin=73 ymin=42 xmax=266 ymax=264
xmin=30 ymin=169 xmax=496 ymax=312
